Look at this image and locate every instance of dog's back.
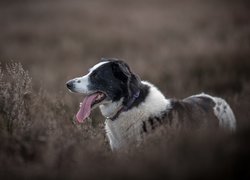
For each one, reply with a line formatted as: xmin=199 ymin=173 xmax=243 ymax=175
xmin=167 ymin=94 xmax=236 ymax=130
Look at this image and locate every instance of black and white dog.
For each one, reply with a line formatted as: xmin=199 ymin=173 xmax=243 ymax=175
xmin=66 ymin=58 xmax=236 ymax=150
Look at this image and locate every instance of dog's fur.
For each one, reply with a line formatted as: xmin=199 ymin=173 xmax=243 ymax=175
xmin=66 ymin=59 xmax=236 ymax=150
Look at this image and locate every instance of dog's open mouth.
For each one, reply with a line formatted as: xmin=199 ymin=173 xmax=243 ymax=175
xmin=76 ymin=92 xmax=106 ymax=123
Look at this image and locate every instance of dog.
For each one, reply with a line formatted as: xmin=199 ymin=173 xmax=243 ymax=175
xmin=66 ymin=58 xmax=236 ymax=150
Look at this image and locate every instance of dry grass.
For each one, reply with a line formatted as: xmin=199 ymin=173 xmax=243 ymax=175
xmin=0 ymin=0 xmax=250 ymax=179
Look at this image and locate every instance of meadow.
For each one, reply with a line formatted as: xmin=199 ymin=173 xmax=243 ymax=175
xmin=0 ymin=0 xmax=250 ymax=179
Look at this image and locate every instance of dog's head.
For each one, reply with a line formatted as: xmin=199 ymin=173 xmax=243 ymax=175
xmin=66 ymin=58 xmax=141 ymax=122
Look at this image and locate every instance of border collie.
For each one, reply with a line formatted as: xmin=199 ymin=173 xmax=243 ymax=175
xmin=66 ymin=58 xmax=236 ymax=150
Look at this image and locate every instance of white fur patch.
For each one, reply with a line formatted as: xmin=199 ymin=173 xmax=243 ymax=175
xmin=71 ymin=74 xmax=90 ymax=93
xmin=100 ymin=98 xmax=124 ymax=118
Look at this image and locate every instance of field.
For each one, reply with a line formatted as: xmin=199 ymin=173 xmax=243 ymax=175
xmin=0 ymin=0 xmax=250 ymax=179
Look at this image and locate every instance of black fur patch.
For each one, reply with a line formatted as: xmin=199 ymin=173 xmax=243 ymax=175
xmin=148 ymin=118 xmax=155 ymax=130
xmin=142 ymin=121 xmax=147 ymax=133
xmin=88 ymin=59 xmax=149 ymax=111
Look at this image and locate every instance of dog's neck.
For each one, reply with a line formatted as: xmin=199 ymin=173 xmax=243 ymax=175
xmin=103 ymin=81 xmax=171 ymax=150
xmin=99 ymin=98 xmax=124 ymax=119
xmin=100 ymin=81 xmax=171 ymax=121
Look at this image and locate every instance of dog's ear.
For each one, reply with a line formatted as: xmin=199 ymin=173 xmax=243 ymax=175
xmin=111 ymin=60 xmax=141 ymax=100
xmin=112 ymin=60 xmax=131 ymax=82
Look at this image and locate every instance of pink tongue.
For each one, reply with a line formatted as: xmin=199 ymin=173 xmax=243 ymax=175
xmin=76 ymin=93 xmax=99 ymax=123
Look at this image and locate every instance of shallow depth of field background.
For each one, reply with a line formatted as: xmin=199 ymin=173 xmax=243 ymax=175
xmin=0 ymin=0 xmax=250 ymax=179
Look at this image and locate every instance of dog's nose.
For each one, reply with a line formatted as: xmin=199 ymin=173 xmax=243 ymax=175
xmin=66 ymin=80 xmax=74 ymax=89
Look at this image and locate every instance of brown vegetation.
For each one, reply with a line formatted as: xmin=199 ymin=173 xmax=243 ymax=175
xmin=0 ymin=0 xmax=250 ymax=179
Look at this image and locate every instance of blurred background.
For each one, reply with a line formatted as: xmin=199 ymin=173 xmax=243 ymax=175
xmin=1 ymin=0 xmax=249 ymax=96
xmin=0 ymin=0 xmax=250 ymax=179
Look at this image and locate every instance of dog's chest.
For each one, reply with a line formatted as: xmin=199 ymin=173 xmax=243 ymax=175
xmin=105 ymin=112 xmax=145 ymax=150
